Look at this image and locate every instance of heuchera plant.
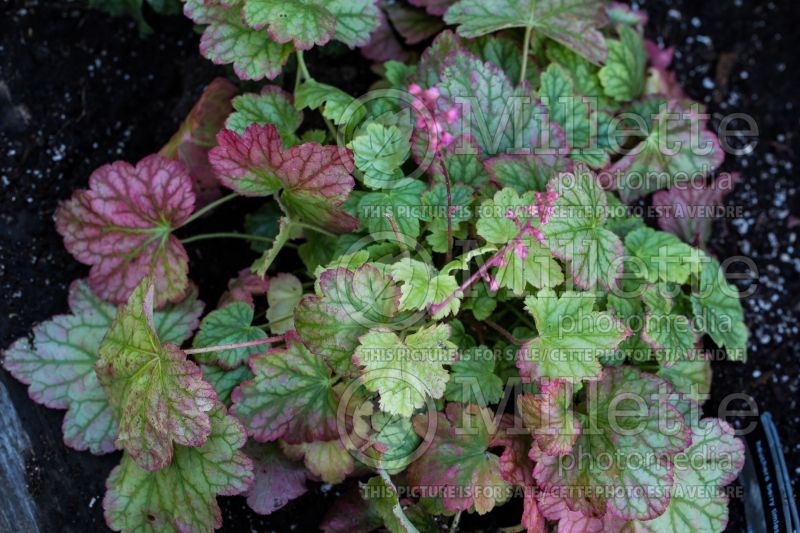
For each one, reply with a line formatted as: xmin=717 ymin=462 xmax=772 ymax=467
xmin=5 ymin=1 xmax=749 ymax=532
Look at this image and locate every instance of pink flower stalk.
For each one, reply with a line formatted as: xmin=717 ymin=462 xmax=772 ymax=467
xmin=409 ymin=83 xmax=460 ymax=154
xmin=428 ymin=191 xmax=560 ymax=317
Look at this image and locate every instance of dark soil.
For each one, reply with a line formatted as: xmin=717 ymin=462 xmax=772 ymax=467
xmin=0 ymin=0 xmax=797 ymax=531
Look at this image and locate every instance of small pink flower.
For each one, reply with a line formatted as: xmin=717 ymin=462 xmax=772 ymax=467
xmin=409 ymin=83 xmax=423 ymax=96
xmin=444 ymin=106 xmax=460 ymax=125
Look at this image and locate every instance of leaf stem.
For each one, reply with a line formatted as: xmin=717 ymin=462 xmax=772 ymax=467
xmin=385 ymin=212 xmax=409 ymax=254
xmin=437 ymin=152 xmax=455 ymax=263
xmin=296 ymin=50 xmax=312 ymax=81
xmin=293 ymin=221 xmax=336 ymax=238
xmin=377 ymin=468 xmax=420 ymax=533
xmin=178 ymin=193 xmax=237 ymax=229
xmin=520 ymin=25 xmax=533 ymax=85
xmin=449 ymin=511 xmax=462 ymax=533
xmin=184 ymin=335 xmax=284 ymax=355
xmin=429 ymin=211 xmax=540 ymax=317
xmin=180 ymin=232 xmax=296 ymax=248
xmin=485 ymin=319 xmax=523 ymax=345
xmin=506 ymin=303 xmax=536 ymax=330
xmin=296 ymin=50 xmax=337 ymax=139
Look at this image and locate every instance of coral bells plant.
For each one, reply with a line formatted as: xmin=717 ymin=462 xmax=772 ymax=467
xmin=4 ymin=1 xmax=752 ymax=532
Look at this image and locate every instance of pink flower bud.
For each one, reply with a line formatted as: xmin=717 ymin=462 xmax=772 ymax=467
xmin=423 ymin=87 xmax=440 ymax=103
xmin=489 ymin=277 xmax=500 ymax=292
xmin=441 ymin=131 xmax=455 ymax=147
xmin=409 ymin=83 xmax=423 ymax=96
xmin=444 ymin=106 xmax=460 ymax=125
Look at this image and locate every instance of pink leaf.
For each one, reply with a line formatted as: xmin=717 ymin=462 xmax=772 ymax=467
xmin=245 ymin=443 xmax=308 ymax=515
xmin=218 ymin=268 xmax=270 ymax=308
xmin=160 ymin=77 xmax=237 ymax=206
xmin=209 ymin=124 xmax=358 ymax=232
xmin=360 ymin=9 xmax=410 ymax=62
xmin=56 ymin=154 xmax=195 ymax=306
xmin=652 ymin=173 xmax=739 ymax=248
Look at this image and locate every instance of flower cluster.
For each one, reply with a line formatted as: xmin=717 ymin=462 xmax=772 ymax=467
xmin=409 ymin=83 xmax=460 ymax=154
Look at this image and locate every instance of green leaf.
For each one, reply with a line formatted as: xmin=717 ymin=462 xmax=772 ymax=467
xmin=226 ymin=86 xmax=303 ymax=145
xmin=349 ymin=123 xmax=411 ymax=189
xmin=624 ymin=226 xmax=702 ymax=284
xmin=484 ymin=153 xmax=570 ymax=194
xmin=2 ymin=280 xmax=202 ymax=455
xmin=353 ymin=324 xmax=457 ymax=417
xmin=295 ymin=264 xmax=402 ymax=374
xmin=444 ymin=0 xmax=608 ymax=64
xmin=465 ymin=35 xmax=539 ymax=86
xmin=103 ymin=404 xmax=253 ymax=533
xmin=546 ymin=41 xmax=605 ymax=98
xmin=326 ymin=0 xmax=383 ymax=48
xmin=389 ymin=258 xmax=461 ymax=318
xmin=243 ymin=0 xmax=336 ymax=50
xmin=266 ymin=273 xmax=303 ymax=334
xmin=641 ymin=308 xmax=698 ymax=364
xmin=496 ymin=240 xmax=565 ymax=295
xmin=628 ymin=418 xmax=744 ymax=532
xmin=295 ymin=79 xmax=363 ymax=126
xmin=408 ymin=404 xmax=510 ymax=514
xmin=231 ymin=337 xmax=339 ymax=443
xmin=193 ymin=302 xmax=269 ymax=368
xmin=201 ymin=364 xmax=254 ymax=406
xmin=606 ymin=292 xmax=651 ymax=363
xmin=97 ymin=280 xmax=216 ymax=471
xmin=532 ymin=367 xmax=690 ymax=520
xmin=185 ymin=0 xmax=293 ymax=81
xmin=517 ymin=289 xmax=629 ymax=382
xmin=282 ymin=440 xmax=355 ymax=483
xmin=252 ymin=216 xmax=295 ymax=276
xmin=598 ymin=25 xmax=647 ymax=102
xmin=609 ymin=101 xmax=725 ymax=202
xmin=390 ymin=259 xmax=436 ymax=311
xmin=537 ymin=64 xmax=605 ymax=164
xmin=362 ymin=476 xmax=419 ymax=533
xmin=370 ymin=412 xmax=422 ymax=473
xmin=444 ymin=346 xmax=504 ymax=405
xmin=434 ymin=51 xmax=549 ymax=158
xmin=476 ymin=188 xmax=537 ymax=244
xmin=542 ymin=166 xmax=624 ymax=290
xmin=690 ymin=257 xmax=748 ymax=361
xmin=358 ymin=178 xmax=427 ymax=239
xmin=657 ymin=359 xmax=712 ymax=403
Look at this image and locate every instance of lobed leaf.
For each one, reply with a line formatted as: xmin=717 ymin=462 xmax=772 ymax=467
xmin=193 ymin=302 xmax=269 ymax=368
xmin=690 ymin=257 xmax=749 ymax=361
xmin=97 ymin=280 xmax=216 ymax=471
xmin=185 ymin=0 xmax=293 ymax=81
xmin=209 ymin=123 xmax=358 ymax=232
xmin=294 ymin=264 xmax=402 ymax=374
xmin=225 ymin=86 xmax=303 ymax=145
xmin=231 ymin=336 xmax=339 ymax=443
xmin=2 ymin=280 xmax=202 ymax=455
xmin=353 ymin=324 xmax=457 ymax=417
xmin=609 ymin=100 xmax=725 ymax=202
xmin=408 ymin=403 xmax=510 ymax=514
xmin=598 ymin=25 xmax=647 ymax=101
xmin=444 ymin=0 xmax=608 ymax=64
xmin=103 ymin=404 xmax=254 ymax=533
xmin=542 ymin=166 xmax=624 ymax=290
xmin=533 ymin=367 xmax=691 ymax=520
xmin=517 ymin=289 xmax=629 ymax=382
xmin=244 ymin=442 xmax=308 ymax=515
xmin=55 ymin=154 xmax=195 ymax=306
